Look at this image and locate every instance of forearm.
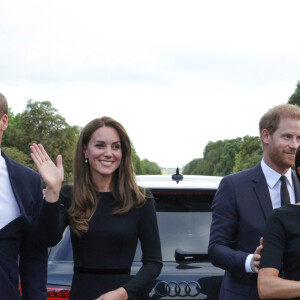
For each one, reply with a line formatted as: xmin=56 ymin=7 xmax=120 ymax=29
xmin=209 ymin=177 xmax=250 ymax=275
xmin=44 ymin=185 xmax=61 ymax=203
xmin=258 ymin=269 xmax=300 ymax=299
xmin=209 ymin=243 xmax=249 ymax=276
xmin=123 ymin=262 xmax=162 ymax=298
xmin=38 ymin=200 xmax=66 ymax=246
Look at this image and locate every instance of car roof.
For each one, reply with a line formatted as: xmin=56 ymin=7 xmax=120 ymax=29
xmin=135 ymin=174 xmax=222 ymax=190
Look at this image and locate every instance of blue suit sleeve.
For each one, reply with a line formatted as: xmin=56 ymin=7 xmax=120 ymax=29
xmin=208 ymin=176 xmax=249 ymax=276
xmin=19 ymin=174 xmax=48 ymax=300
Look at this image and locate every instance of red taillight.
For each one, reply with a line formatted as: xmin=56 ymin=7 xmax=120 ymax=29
xmin=47 ymin=285 xmax=70 ymax=299
xmin=19 ymin=282 xmax=22 ymax=297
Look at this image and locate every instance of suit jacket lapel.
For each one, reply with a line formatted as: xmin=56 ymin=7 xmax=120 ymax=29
xmin=252 ymin=163 xmax=273 ymax=220
xmin=2 ymin=152 xmax=26 ymax=216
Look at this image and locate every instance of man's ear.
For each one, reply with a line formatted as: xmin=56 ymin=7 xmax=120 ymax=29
xmin=0 ymin=114 xmax=8 ymax=131
xmin=297 ymin=167 xmax=300 ymax=176
xmin=261 ymin=128 xmax=271 ymax=145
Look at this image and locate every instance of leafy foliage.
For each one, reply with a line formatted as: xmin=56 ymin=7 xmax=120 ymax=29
xmin=196 ymin=140 xmax=225 ymax=175
xmin=183 ymin=158 xmax=202 ymax=175
xmin=184 ymin=136 xmax=261 ymax=176
xmin=140 ymin=159 xmax=161 ymax=175
xmin=288 ymin=81 xmax=300 ymax=106
xmin=2 ymin=146 xmax=32 ymax=167
xmin=19 ymin=100 xmax=80 ymax=183
xmin=184 ymin=138 xmax=243 ymax=176
xmin=131 ymin=143 xmax=161 ymax=175
xmin=7 ymin=77 xmax=300 ymax=179
xmin=214 ymin=138 xmax=242 ymax=176
xmin=233 ymin=136 xmax=262 ymax=173
xmin=131 ymin=143 xmax=143 ymax=174
xmin=3 ymin=100 xmax=79 ymax=183
xmin=3 ymin=100 xmax=161 ymax=180
xmin=2 ymin=108 xmax=21 ymax=147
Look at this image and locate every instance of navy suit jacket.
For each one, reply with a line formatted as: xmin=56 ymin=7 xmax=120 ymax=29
xmin=208 ymin=163 xmax=300 ymax=300
xmin=0 ymin=152 xmax=47 ymax=300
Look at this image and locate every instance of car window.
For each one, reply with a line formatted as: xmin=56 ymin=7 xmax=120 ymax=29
xmin=135 ymin=189 xmax=215 ymax=261
xmin=48 ymin=188 xmax=216 ymax=262
xmin=48 ymin=227 xmax=72 ymax=261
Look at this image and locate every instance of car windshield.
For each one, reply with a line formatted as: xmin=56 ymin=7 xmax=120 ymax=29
xmin=48 ymin=188 xmax=215 ymax=262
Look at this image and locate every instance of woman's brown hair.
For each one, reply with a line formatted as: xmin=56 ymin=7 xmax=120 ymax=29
xmin=68 ymin=116 xmax=146 ymax=236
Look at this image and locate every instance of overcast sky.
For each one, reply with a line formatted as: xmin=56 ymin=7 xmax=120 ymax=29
xmin=1 ymin=0 xmax=300 ymax=168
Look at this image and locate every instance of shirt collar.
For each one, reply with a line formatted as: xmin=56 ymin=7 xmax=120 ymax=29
xmin=261 ymin=159 xmax=293 ymax=188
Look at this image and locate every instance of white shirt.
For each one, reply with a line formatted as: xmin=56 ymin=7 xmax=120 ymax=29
xmin=0 ymin=149 xmax=21 ymax=229
xmin=260 ymin=159 xmax=295 ymax=207
xmin=245 ymin=159 xmax=296 ymax=272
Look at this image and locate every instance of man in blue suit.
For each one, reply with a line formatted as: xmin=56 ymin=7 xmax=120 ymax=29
xmin=209 ymin=104 xmax=300 ymax=300
xmin=0 ymin=92 xmax=47 ymax=300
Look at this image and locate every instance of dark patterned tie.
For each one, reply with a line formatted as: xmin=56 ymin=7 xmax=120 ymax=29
xmin=280 ymin=176 xmax=290 ymax=206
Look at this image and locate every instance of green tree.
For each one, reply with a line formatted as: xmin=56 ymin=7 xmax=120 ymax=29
xmin=140 ymin=159 xmax=161 ymax=175
xmin=131 ymin=143 xmax=161 ymax=175
xmin=190 ymin=138 xmax=241 ymax=176
xmin=2 ymin=108 xmax=21 ymax=148
xmin=233 ymin=135 xmax=262 ymax=173
xmin=184 ymin=137 xmax=258 ymax=176
xmin=183 ymin=141 xmax=225 ymax=176
xmin=2 ymin=146 xmax=32 ymax=167
xmin=191 ymin=158 xmax=206 ymax=175
xmin=288 ymin=81 xmax=300 ymax=106
xmin=183 ymin=158 xmax=202 ymax=174
xmin=131 ymin=142 xmax=142 ymax=174
xmin=213 ymin=138 xmax=242 ymax=176
xmin=193 ymin=140 xmax=226 ymax=175
xmin=15 ymin=100 xmax=80 ymax=183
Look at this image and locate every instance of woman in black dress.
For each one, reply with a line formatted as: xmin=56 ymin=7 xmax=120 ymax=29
xmin=31 ymin=117 xmax=162 ymax=300
xmin=258 ymin=145 xmax=300 ymax=299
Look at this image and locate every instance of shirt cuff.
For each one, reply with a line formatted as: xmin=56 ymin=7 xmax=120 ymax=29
xmin=245 ymin=254 xmax=254 ymax=273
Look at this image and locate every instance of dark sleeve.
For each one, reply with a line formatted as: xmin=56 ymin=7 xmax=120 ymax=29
xmin=19 ymin=173 xmax=48 ymax=300
xmin=208 ymin=176 xmax=249 ymax=276
xmin=123 ymin=192 xmax=163 ymax=298
xmin=38 ymin=185 xmax=71 ymax=247
xmin=260 ymin=209 xmax=285 ymax=270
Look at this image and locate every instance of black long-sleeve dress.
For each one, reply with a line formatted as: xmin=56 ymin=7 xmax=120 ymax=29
xmin=260 ymin=204 xmax=300 ymax=300
xmin=39 ymin=185 xmax=162 ymax=300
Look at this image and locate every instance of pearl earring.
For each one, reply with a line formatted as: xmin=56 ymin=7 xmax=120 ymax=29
xmin=84 ymin=158 xmax=89 ymax=164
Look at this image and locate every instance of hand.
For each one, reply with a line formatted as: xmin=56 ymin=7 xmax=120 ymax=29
xmin=251 ymin=237 xmax=263 ymax=273
xmin=30 ymin=143 xmax=64 ymax=203
xmin=95 ymin=288 xmax=128 ymax=300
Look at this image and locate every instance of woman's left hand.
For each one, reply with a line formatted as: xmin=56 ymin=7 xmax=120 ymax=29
xmin=95 ymin=287 xmax=128 ymax=300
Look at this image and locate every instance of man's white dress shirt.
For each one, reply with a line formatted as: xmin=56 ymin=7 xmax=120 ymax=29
xmin=0 ymin=150 xmax=20 ymax=229
xmin=245 ymin=159 xmax=296 ymax=272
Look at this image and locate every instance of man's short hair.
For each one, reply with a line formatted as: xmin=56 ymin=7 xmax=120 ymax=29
xmin=259 ymin=104 xmax=300 ymax=135
xmin=0 ymin=92 xmax=8 ymax=117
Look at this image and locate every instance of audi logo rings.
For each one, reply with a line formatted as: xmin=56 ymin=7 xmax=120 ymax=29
xmin=154 ymin=280 xmax=201 ymax=297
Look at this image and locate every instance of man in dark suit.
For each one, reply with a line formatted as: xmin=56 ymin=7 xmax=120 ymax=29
xmin=0 ymin=92 xmax=47 ymax=300
xmin=208 ymin=104 xmax=300 ymax=300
